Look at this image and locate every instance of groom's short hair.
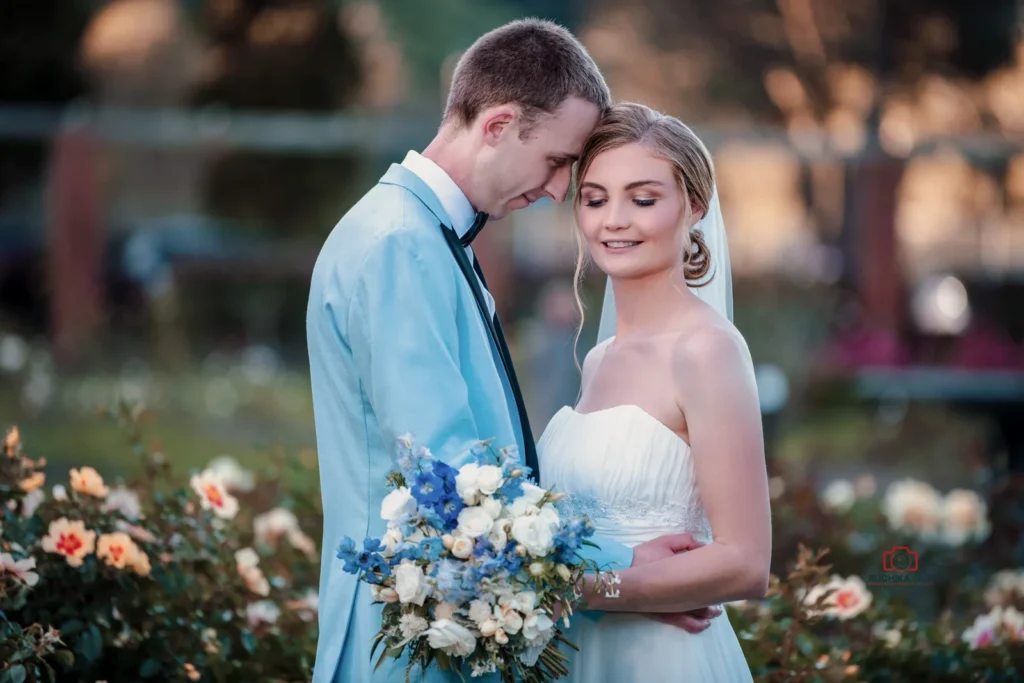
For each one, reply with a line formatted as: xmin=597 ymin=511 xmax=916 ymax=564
xmin=443 ymin=18 xmax=610 ymax=136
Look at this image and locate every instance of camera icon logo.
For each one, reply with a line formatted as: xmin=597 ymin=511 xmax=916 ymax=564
xmin=882 ymin=545 xmax=919 ymax=572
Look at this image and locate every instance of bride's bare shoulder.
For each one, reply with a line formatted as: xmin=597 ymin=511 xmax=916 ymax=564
xmin=580 ymin=337 xmax=614 ymax=388
xmin=671 ymin=315 xmax=752 ymax=377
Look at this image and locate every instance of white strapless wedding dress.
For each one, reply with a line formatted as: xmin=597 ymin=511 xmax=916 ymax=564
xmin=538 ymin=405 xmax=753 ymax=682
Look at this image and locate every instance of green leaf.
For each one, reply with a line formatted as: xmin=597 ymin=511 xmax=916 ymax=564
xmin=77 ymin=625 xmax=103 ymax=663
xmin=241 ymin=630 xmax=256 ymax=654
xmin=139 ymin=658 xmax=163 ymax=678
xmin=795 ymin=632 xmax=816 ymax=656
xmin=53 ymin=650 xmax=74 ymax=670
xmin=374 ymin=648 xmax=389 ymax=673
xmin=59 ymin=619 xmax=85 ymax=636
xmin=0 ymin=664 xmax=27 ymax=683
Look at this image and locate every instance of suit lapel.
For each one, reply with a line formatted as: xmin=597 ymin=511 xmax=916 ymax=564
xmin=379 ymin=164 xmax=540 ymax=481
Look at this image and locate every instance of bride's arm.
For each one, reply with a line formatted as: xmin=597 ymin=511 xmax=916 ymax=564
xmin=583 ymin=326 xmax=772 ymax=613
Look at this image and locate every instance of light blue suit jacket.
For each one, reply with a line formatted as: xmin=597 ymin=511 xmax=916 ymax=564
xmin=306 ymin=164 xmax=633 ymax=683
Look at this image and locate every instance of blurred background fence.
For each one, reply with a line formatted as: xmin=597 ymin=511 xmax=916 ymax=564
xmin=1 ymin=0 xmax=1023 ymax=512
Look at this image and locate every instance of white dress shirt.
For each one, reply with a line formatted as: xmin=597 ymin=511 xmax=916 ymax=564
xmin=400 ymin=150 xmax=495 ymax=317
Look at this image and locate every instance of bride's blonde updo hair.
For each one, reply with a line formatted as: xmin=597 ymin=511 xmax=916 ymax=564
xmin=573 ymin=102 xmax=716 ymax=284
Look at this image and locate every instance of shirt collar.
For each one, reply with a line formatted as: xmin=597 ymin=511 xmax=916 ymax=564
xmin=400 ymin=151 xmax=477 ymax=238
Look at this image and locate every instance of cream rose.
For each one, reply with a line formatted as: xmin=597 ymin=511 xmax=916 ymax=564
xmin=450 ymin=534 xmax=474 ymax=559
xmin=394 ymin=560 xmax=430 ymax=605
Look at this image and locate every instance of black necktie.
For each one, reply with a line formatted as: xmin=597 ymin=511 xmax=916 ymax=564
xmin=470 ymin=257 xmax=541 ymax=482
xmin=461 ymin=212 xmax=488 ymax=247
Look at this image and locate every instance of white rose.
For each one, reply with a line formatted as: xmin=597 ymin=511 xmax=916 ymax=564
xmin=456 ymin=506 xmax=494 ymax=538
xmin=381 ymin=527 xmax=403 ymax=557
xmin=522 ymin=612 xmax=554 ymax=641
xmin=394 ymin=560 xmax=430 ymax=605
xmin=451 ymin=534 xmax=474 ymax=559
xmin=475 ymin=466 xmax=504 ymax=496
xmin=425 ymin=618 xmax=477 ymax=657
xmin=538 ymin=504 xmax=560 ymax=528
xmin=487 ymin=522 xmax=508 ymax=550
xmin=480 ymin=496 xmax=503 ymax=520
xmin=511 ymin=515 xmax=555 ymax=557
xmin=518 ymin=483 xmax=547 ymax=506
xmin=380 ymin=487 xmax=417 ymax=523
xmin=469 ymin=599 xmax=494 ymax=626
xmin=508 ymin=483 xmax=547 ymax=517
xmin=456 ymin=463 xmax=481 ymax=503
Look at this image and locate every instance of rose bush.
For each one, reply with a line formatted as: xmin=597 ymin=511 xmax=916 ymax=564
xmin=0 ymin=404 xmax=321 ymax=682
xmin=3 ymin=402 xmax=1023 ymax=682
xmin=729 ymin=461 xmax=1024 ymax=682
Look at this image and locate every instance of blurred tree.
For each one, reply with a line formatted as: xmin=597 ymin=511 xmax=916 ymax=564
xmin=0 ymin=0 xmax=92 ymax=202
xmin=373 ymin=0 xmax=523 ymax=103
xmin=188 ymin=0 xmax=366 ymax=238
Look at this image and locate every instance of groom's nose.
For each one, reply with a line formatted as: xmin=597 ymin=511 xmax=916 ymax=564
xmin=543 ymin=166 xmax=572 ymax=203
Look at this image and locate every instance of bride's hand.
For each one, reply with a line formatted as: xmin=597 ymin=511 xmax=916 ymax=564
xmin=647 ymin=605 xmax=723 ymax=634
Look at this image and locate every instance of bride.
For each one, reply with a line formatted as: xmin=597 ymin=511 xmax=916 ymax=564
xmin=539 ymin=103 xmax=771 ymax=681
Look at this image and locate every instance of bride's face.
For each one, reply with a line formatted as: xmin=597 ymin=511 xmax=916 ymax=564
xmin=576 ymin=142 xmax=692 ymax=280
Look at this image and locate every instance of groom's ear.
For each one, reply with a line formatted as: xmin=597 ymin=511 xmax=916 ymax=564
xmin=478 ymin=105 xmax=518 ymax=147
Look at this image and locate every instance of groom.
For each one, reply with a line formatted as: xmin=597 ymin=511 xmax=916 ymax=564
xmin=307 ymin=18 xmax=719 ymax=683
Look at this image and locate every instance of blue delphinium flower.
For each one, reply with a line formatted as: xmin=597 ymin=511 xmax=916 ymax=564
xmin=419 ymin=506 xmax=447 ymax=532
xmin=413 ymin=469 xmax=446 ymax=507
xmin=433 ymin=460 xmax=459 ymax=494
xmin=337 ymin=536 xmax=390 ymax=580
xmin=419 ymin=537 xmax=446 ymax=562
xmin=497 ymin=475 xmax=524 ymax=502
xmin=438 ymin=494 xmax=464 ymax=530
xmin=337 ymin=537 xmax=358 ymax=573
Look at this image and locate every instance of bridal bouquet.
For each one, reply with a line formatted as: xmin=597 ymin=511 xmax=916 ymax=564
xmin=337 ymin=434 xmax=620 ymax=682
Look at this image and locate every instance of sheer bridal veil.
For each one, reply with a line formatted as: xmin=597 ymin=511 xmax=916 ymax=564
xmin=595 ymin=187 xmax=733 ymax=344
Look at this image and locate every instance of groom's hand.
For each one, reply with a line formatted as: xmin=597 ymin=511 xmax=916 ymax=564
xmin=630 ymin=532 xmax=701 ymax=567
xmin=631 ymin=533 xmax=723 ymax=634
xmin=649 ymin=605 xmax=724 ymax=634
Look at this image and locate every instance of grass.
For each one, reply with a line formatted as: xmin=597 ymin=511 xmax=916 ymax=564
xmin=0 ymin=371 xmax=320 ymax=489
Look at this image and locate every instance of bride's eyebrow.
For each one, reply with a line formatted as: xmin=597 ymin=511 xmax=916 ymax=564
xmin=624 ymin=180 xmax=664 ymax=190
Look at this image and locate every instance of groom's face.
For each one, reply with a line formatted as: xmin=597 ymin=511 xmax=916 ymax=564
xmin=478 ymin=97 xmax=600 ymax=219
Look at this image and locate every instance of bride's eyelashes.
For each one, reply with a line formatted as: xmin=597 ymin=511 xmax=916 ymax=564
xmin=582 ymin=197 xmax=658 ymax=208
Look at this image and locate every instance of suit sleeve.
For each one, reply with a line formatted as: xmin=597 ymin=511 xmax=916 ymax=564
xmin=346 ymin=231 xmax=482 ymax=467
